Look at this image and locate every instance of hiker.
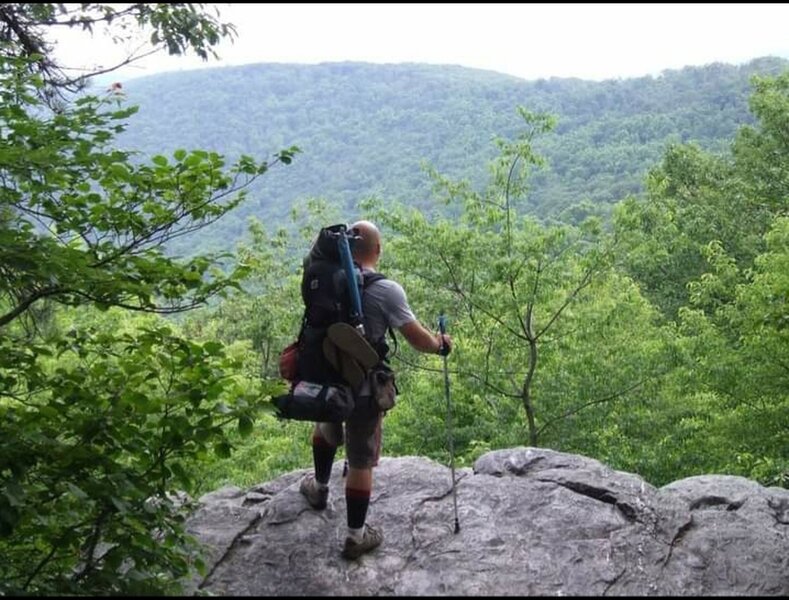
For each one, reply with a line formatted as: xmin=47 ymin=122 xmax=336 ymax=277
xmin=298 ymin=220 xmax=452 ymax=559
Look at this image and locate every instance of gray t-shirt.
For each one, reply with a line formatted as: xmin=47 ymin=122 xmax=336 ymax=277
xmin=361 ymin=268 xmax=416 ymax=342
xmin=354 ymin=268 xmax=415 ymax=397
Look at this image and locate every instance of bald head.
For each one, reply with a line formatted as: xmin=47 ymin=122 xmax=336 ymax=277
xmin=350 ymin=220 xmax=381 ymax=267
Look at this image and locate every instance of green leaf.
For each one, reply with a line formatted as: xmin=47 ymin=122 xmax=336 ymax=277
xmin=170 ymin=462 xmax=192 ymax=486
xmin=108 ymin=163 xmax=131 ymax=180
xmin=214 ymin=441 xmax=232 ymax=458
xmin=110 ymin=496 xmax=130 ymax=514
xmin=66 ymin=482 xmax=89 ymax=500
xmin=38 ymin=405 xmax=58 ymax=418
xmin=203 ymin=341 xmax=223 ymax=356
xmin=3 ymin=481 xmax=25 ymax=507
xmin=238 ymin=415 xmax=253 ymax=437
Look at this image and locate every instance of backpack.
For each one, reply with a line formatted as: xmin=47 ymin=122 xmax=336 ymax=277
xmin=272 ymin=224 xmax=396 ymax=422
xmin=296 ymin=223 xmax=389 ymax=386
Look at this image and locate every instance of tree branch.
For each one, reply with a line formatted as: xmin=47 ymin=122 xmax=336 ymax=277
xmin=536 ymin=378 xmax=648 ymax=438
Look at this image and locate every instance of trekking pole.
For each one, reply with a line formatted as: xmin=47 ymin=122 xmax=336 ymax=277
xmin=334 ymin=225 xmax=365 ymax=335
xmin=438 ymin=313 xmax=460 ymax=534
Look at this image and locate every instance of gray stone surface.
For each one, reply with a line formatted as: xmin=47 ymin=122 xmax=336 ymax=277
xmin=184 ymin=447 xmax=789 ymax=596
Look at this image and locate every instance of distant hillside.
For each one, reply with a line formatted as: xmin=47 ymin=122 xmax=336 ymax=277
xmin=112 ymin=57 xmax=789 ymax=254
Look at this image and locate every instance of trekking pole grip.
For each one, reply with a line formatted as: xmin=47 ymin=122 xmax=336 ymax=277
xmin=438 ymin=313 xmax=449 ymax=356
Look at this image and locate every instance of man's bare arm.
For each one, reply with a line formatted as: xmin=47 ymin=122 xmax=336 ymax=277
xmin=398 ymin=320 xmax=452 ymax=355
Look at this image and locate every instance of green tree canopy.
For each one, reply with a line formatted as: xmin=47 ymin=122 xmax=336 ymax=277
xmin=0 ymin=4 xmax=296 ymax=594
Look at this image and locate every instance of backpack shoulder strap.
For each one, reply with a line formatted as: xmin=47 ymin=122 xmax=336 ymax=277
xmin=362 ymin=271 xmax=387 ymax=288
xmin=360 ymin=272 xmax=400 ymax=359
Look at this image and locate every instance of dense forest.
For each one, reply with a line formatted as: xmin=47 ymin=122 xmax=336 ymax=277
xmin=116 ymin=56 xmax=788 ymax=255
xmin=1 ymin=3 xmax=787 ymax=595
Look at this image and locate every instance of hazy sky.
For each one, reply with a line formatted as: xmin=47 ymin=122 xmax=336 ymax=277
xmin=53 ymin=3 xmax=789 ymax=83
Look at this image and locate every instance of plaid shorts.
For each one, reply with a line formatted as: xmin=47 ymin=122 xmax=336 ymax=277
xmin=318 ymin=404 xmax=383 ymax=469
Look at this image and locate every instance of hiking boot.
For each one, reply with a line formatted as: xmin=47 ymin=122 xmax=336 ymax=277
xmin=342 ymin=524 xmax=383 ymax=560
xmin=299 ymin=474 xmax=329 ymax=510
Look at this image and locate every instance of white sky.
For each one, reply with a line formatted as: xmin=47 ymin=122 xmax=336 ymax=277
xmin=53 ymin=3 xmax=789 ymax=83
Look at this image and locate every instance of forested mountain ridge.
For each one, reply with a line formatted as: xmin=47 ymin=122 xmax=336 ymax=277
xmin=114 ymin=56 xmax=789 ymax=254
xmin=4 ymin=4 xmax=787 ymax=594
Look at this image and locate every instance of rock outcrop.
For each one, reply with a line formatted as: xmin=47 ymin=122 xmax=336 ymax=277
xmin=184 ymin=447 xmax=789 ymax=596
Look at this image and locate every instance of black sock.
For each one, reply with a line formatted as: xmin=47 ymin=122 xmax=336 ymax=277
xmin=312 ymin=433 xmax=337 ymax=485
xmin=346 ymin=486 xmax=371 ymax=530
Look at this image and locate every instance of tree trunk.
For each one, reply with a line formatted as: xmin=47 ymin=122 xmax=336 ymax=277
xmin=522 ymin=314 xmax=538 ymax=445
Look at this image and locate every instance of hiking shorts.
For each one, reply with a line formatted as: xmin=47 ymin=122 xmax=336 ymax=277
xmin=317 ymin=404 xmax=383 ymax=469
